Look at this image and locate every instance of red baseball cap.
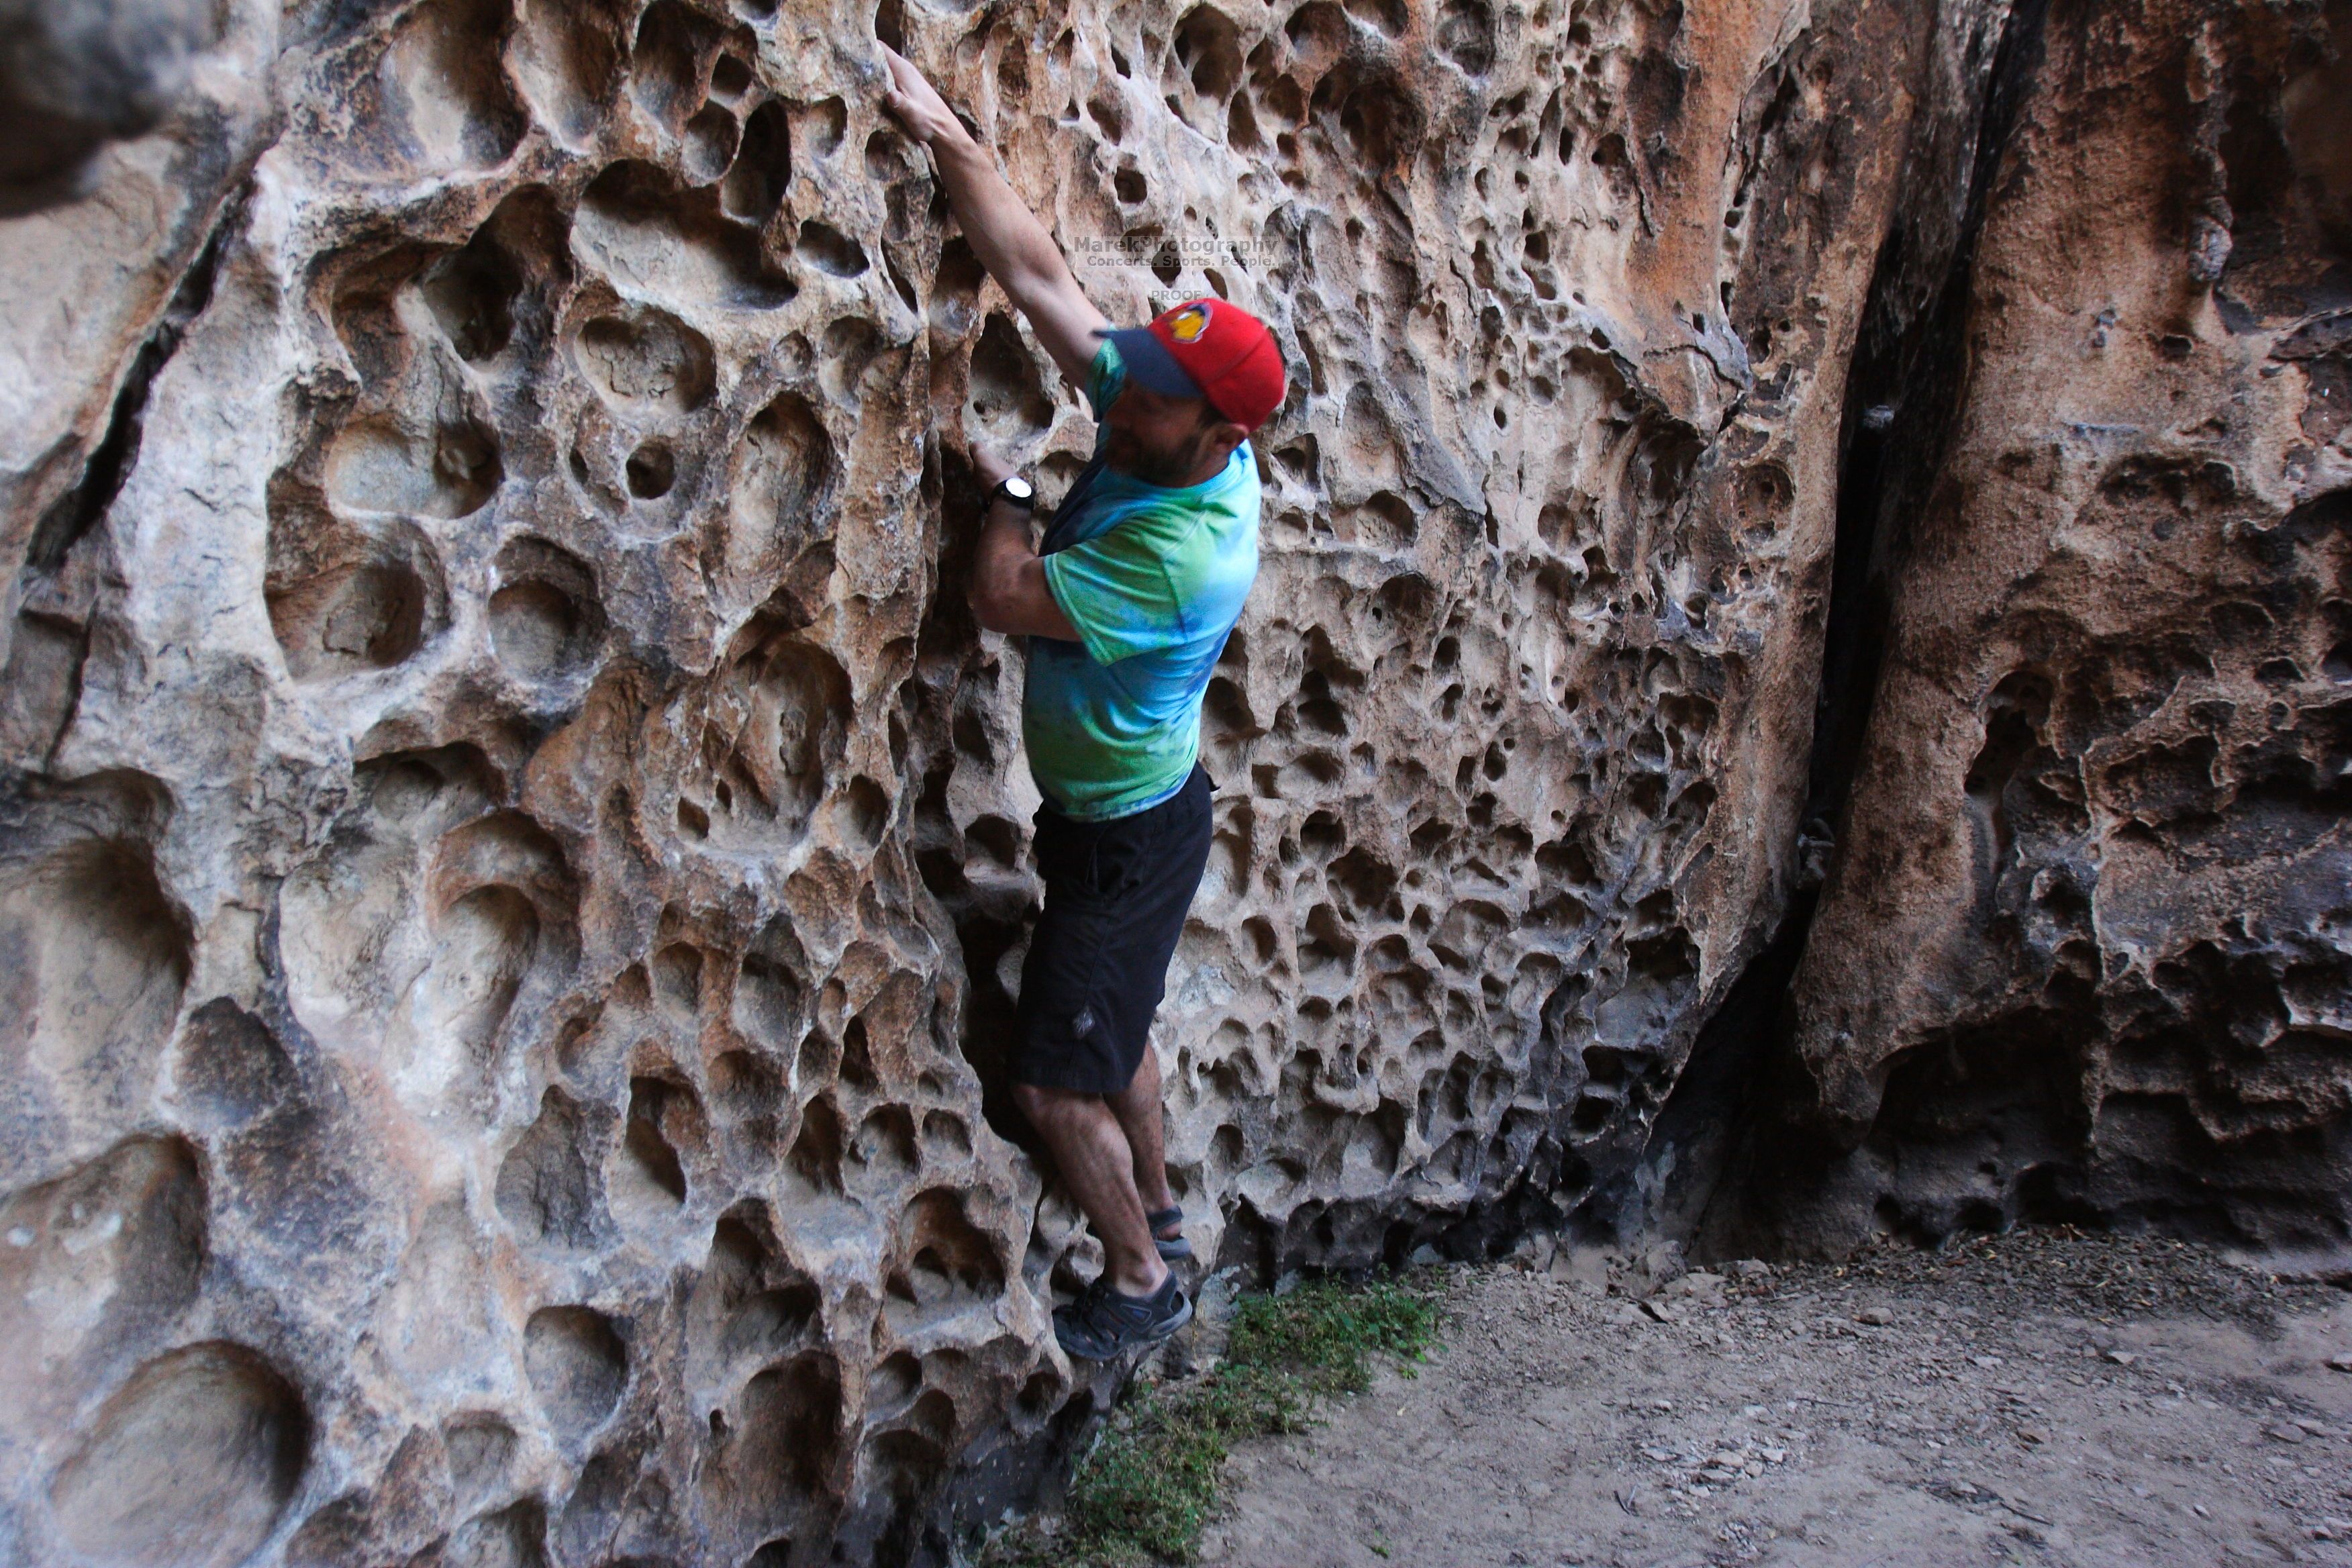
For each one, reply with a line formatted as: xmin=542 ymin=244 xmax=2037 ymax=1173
xmin=1096 ymin=298 xmax=1286 ymax=432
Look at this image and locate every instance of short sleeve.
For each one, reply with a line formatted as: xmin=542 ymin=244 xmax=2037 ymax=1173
xmin=1084 ymin=338 xmax=1126 ymax=421
xmin=1041 ymin=516 xmax=1189 ymax=667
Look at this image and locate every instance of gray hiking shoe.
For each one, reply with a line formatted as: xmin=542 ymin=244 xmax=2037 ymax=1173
xmin=1053 ymin=1273 xmax=1192 ymax=1360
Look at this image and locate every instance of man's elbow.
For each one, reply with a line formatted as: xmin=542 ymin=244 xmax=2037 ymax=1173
xmin=967 ymin=577 xmax=1016 ymax=634
xmin=1001 ymin=260 xmax=1081 ymax=326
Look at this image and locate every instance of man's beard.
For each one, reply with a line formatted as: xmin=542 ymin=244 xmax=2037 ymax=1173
xmin=1106 ymin=424 xmax=1218 ymax=487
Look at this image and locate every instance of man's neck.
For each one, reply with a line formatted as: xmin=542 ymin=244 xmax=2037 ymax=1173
xmin=1173 ymin=448 xmax=1230 ymax=487
xmin=1108 ymin=446 xmax=1232 ymax=489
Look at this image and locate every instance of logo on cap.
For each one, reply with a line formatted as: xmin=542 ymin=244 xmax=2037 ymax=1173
xmin=1167 ymin=302 xmax=1211 ymax=342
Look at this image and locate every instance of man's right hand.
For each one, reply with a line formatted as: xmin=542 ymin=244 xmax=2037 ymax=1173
xmin=878 ymin=45 xmax=969 ymax=149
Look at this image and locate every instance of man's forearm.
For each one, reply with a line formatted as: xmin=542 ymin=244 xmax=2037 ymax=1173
xmin=929 ymin=133 xmax=1078 ymax=311
xmin=967 ymin=499 xmax=1081 ymax=640
xmin=971 ymin=499 xmax=1036 ymax=609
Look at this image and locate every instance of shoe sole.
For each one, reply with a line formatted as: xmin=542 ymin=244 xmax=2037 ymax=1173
xmin=1053 ymin=1289 xmax=1193 ymax=1360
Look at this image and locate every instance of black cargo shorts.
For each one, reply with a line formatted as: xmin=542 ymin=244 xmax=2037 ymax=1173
xmin=1010 ymin=763 xmax=1214 ymax=1095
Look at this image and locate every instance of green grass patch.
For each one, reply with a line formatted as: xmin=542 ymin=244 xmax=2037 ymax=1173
xmin=985 ymin=1274 xmax=1446 ymax=1567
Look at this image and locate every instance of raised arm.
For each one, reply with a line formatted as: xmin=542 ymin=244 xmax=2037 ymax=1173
xmin=878 ymin=45 xmax=1112 ymax=387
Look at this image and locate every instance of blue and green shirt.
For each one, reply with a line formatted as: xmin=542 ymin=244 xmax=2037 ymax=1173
xmin=1026 ymin=340 xmax=1261 ymax=820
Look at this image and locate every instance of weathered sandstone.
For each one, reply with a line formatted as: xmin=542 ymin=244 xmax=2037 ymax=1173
xmin=0 ymin=0 xmax=2343 ymax=1562
xmin=1700 ymin=0 xmax=2352 ymax=1259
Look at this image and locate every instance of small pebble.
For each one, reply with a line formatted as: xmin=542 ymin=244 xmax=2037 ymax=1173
xmin=1856 ymin=1306 xmax=1893 ymax=1326
xmin=2105 ymin=1349 xmax=2137 ymax=1366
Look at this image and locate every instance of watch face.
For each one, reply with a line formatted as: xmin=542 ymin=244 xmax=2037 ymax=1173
xmin=1001 ymin=475 xmax=1034 ymax=501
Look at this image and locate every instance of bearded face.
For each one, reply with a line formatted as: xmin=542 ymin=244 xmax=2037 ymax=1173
xmin=1102 ymin=385 xmax=1236 ymax=486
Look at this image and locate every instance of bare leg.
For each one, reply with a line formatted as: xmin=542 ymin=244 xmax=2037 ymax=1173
xmin=1107 ymin=1048 xmax=1176 ymax=1230
xmin=1014 ymin=1082 xmax=1169 ymax=1297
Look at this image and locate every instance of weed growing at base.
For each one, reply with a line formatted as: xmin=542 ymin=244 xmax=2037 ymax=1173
xmin=987 ymin=1274 xmax=1445 ymax=1567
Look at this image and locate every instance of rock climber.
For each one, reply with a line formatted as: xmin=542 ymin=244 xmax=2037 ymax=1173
xmin=879 ymin=44 xmax=1286 ymax=1360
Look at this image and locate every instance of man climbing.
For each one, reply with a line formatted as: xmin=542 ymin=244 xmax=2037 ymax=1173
xmin=879 ymin=45 xmax=1285 ymax=1359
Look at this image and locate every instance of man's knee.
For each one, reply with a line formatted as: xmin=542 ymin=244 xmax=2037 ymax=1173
xmin=1011 ymin=1080 xmax=1066 ymax=1125
xmin=1014 ymin=1079 xmax=1106 ymax=1128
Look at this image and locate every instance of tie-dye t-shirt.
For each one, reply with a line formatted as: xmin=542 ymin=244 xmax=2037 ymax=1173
xmin=1026 ymin=340 xmax=1261 ymax=821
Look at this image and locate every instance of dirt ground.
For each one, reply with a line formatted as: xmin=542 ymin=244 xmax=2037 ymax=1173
xmin=1192 ymin=1231 xmax=2352 ymax=1567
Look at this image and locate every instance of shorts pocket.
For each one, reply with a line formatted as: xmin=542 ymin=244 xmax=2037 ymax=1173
xmin=1032 ymin=814 xmax=1094 ymax=889
xmin=1082 ymin=837 xmax=1132 ymax=899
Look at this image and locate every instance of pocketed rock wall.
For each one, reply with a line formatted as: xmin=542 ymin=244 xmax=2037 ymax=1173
xmin=0 ymin=0 xmax=2340 ymax=1563
xmin=1722 ymin=0 xmax=2352 ymax=1259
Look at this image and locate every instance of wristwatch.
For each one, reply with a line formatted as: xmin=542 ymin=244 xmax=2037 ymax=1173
xmin=987 ymin=473 xmax=1036 ymax=511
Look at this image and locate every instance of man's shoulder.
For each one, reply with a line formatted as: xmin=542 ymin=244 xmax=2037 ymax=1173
xmin=1161 ymin=477 xmax=1259 ymax=604
xmin=1065 ymin=448 xmax=1259 ymax=550
xmin=1084 ymin=489 xmax=1224 ymax=544
xmin=1084 ymin=338 xmax=1123 ymax=419
xmin=1150 ymin=448 xmax=1262 ymax=528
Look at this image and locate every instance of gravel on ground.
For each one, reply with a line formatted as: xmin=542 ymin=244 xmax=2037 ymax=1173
xmin=1193 ymin=1230 xmax=2352 ymax=1567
